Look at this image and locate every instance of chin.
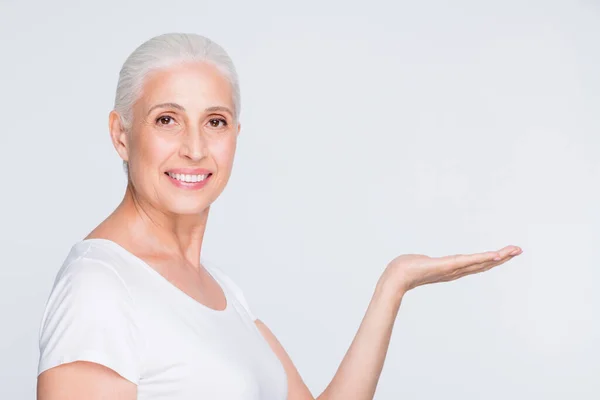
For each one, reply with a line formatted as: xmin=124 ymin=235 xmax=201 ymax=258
xmin=165 ymin=200 xmax=211 ymax=216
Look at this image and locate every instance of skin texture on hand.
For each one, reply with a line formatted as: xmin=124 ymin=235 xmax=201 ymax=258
xmin=381 ymin=245 xmax=523 ymax=295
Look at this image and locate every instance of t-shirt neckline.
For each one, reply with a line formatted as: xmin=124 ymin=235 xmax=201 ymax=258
xmin=77 ymin=238 xmax=232 ymax=315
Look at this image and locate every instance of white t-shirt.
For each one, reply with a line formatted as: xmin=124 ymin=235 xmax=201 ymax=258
xmin=38 ymin=239 xmax=288 ymax=399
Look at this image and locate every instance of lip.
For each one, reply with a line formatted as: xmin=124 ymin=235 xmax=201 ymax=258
xmin=165 ymin=171 xmax=212 ymax=190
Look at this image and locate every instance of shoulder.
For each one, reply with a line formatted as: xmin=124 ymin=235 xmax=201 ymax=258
xmin=38 ymin=241 xmax=142 ymax=384
xmin=38 ymin=241 xmax=140 ymax=347
xmin=40 ymin=244 xmax=137 ymax=336
xmin=50 ymin=242 xmax=133 ymax=301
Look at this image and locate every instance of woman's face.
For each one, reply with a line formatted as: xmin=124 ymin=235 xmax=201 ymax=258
xmin=111 ymin=61 xmax=240 ymax=216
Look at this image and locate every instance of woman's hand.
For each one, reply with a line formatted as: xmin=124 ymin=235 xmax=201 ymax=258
xmin=379 ymin=245 xmax=523 ymax=296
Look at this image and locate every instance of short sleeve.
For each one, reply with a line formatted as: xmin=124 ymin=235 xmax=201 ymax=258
xmin=206 ymin=264 xmax=257 ymax=321
xmin=38 ymin=256 xmax=142 ymax=384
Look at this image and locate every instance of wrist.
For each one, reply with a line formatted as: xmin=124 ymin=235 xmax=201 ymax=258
xmin=374 ymin=277 xmax=406 ymax=308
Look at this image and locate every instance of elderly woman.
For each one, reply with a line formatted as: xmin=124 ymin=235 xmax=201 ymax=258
xmin=36 ymin=32 xmax=522 ymax=400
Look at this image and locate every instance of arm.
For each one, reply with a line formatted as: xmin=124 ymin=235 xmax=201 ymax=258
xmin=316 ymin=279 xmax=402 ymax=400
xmin=255 ymin=280 xmax=401 ymax=400
xmin=258 ymin=245 xmax=522 ymax=400
xmin=37 ymin=362 xmax=136 ymax=400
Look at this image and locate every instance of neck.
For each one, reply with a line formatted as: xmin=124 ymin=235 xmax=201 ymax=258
xmin=110 ymin=181 xmax=210 ymax=269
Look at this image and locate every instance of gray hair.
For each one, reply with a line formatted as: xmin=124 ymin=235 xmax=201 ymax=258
xmin=114 ymin=33 xmax=241 ymax=174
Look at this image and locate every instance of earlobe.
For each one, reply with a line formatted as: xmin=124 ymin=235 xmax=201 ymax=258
xmin=108 ymin=110 xmax=129 ymax=163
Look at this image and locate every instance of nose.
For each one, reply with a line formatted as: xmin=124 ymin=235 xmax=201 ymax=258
xmin=180 ymin=128 xmax=207 ymax=161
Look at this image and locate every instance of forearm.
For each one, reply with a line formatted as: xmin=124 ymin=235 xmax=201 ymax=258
xmin=316 ymin=280 xmax=404 ymax=400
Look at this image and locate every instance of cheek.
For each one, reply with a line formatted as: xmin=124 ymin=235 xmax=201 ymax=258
xmin=139 ymin=132 xmax=178 ymax=165
xmin=212 ymin=138 xmax=237 ymax=169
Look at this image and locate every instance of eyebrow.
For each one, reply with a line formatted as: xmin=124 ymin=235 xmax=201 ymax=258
xmin=146 ymin=103 xmax=233 ymax=116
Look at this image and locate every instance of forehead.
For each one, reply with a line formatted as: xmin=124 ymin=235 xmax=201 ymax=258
xmin=138 ymin=61 xmax=234 ymax=111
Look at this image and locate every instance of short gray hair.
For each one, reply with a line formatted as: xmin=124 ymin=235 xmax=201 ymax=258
xmin=114 ymin=33 xmax=241 ymax=174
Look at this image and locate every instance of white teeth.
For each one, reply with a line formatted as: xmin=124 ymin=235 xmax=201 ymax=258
xmin=167 ymin=172 xmax=209 ymax=183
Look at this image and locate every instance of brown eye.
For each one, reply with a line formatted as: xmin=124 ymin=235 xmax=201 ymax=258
xmin=156 ymin=115 xmax=175 ymax=126
xmin=208 ymin=118 xmax=228 ymax=128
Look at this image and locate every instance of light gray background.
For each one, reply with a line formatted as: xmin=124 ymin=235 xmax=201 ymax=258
xmin=1 ymin=0 xmax=598 ymax=399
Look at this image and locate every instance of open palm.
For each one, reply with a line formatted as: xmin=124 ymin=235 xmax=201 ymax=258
xmin=382 ymin=245 xmax=523 ymax=293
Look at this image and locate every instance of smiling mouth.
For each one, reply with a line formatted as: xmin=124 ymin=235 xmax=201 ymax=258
xmin=164 ymin=171 xmax=213 ymax=183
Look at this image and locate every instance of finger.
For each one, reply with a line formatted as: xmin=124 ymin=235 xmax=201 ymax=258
xmin=433 ymin=251 xmax=501 ymax=271
xmin=456 ymin=246 xmax=520 ymax=271
xmin=497 ymin=245 xmax=522 ymax=257
xmin=436 ymin=257 xmax=510 ymax=283
xmin=453 ymin=254 xmax=516 ymax=279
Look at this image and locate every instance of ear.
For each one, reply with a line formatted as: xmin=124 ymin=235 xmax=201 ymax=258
xmin=236 ymin=122 xmax=241 ymax=137
xmin=108 ymin=110 xmax=129 ymax=163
